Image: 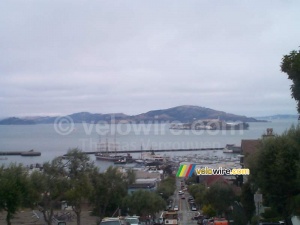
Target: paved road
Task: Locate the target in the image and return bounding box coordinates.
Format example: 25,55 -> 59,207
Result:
175,178 -> 198,225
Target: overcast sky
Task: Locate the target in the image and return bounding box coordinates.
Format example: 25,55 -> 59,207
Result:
1,0 -> 300,118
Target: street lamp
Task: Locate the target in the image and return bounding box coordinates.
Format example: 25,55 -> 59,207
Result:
254,191 -> 262,216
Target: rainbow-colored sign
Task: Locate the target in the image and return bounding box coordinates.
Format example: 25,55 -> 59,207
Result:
176,164 -> 196,177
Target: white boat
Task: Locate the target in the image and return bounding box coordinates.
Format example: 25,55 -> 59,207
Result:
141,152 -> 169,162
223,144 -> 241,153
223,148 -> 233,153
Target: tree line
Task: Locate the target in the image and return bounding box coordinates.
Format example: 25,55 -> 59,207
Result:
247,124 -> 300,225
185,124 -> 300,225
0,149 -> 174,225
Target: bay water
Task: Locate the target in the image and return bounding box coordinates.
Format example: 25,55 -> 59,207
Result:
0,119 -> 298,170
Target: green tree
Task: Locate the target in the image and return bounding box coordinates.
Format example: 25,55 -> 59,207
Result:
123,190 -> 166,219
161,176 -> 176,187
202,204 -> 216,217
185,174 -> 198,184
90,166 -> 127,219
250,125 -> 300,224
291,194 -> 300,216
188,184 -> 206,206
203,183 -> 236,217
261,207 -> 282,222
240,182 -> 256,223
64,148 -> 96,225
162,164 -> 174,176
281,48 -> 300,113
156,177 -> 176,201
126,168 -> 136,186
0,164 -> 29,225
231,202 -> 247,225
30,157 -> 69,225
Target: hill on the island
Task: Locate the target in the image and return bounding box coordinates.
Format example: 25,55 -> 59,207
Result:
132,105 -> 259,122
0,105 -> 263,125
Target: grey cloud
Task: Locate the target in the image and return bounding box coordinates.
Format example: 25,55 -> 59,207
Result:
0,0 -> 299,117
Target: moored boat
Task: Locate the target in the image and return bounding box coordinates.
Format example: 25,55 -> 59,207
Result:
95,153 -> 123,162
223,144 -> 241,153
95,134 -> 122,162
113,154 -> 134,164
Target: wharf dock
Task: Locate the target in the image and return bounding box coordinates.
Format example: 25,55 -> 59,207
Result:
83,147 -> 224,155
0,150 -> 41,156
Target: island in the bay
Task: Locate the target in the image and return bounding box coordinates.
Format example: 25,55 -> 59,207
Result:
0,105 -> 268,125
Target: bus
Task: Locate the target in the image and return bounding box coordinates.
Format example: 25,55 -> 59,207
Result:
160,211 -> 178,225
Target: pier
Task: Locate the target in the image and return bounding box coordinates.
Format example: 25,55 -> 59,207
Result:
84,147 -> 224,154
0,150 -> 41,156
1,147 -> 225,157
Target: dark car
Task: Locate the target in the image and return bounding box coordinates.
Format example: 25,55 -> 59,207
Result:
188,196 -> 194,201
196,216 -> 204,225
193,212 -> 201,218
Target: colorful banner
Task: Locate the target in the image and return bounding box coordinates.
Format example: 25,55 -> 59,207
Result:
176,164 -> 196,177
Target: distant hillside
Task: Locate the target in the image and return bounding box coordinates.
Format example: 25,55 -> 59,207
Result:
133,105 -> 261,122
0,117 -> 36,125
63,112 -> 128,123
0,105 -> 264,125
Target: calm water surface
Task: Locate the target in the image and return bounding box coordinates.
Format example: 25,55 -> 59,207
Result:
0,119 -> 298,169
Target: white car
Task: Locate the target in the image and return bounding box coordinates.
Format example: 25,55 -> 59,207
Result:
100,217 -> 126,225
178,190 -> 184,195
125,216 -> 140,225
173,205 -> 179,211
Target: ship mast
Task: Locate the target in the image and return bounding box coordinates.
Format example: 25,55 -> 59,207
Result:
106,135 -> 108,153
114,131 -> 117,156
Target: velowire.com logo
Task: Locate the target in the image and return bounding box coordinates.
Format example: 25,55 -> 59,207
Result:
176,164 -> 250,177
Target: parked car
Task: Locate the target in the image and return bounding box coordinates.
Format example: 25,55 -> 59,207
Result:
100,217 -> 128,225
125,216 -> 140,225
191,205 -> 197,211
193,212 -> 202,220
178,190 -> 184,195
188,196 -> 194,201
196,216 -> 205,225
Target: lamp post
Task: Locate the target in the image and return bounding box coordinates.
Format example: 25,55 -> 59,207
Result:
254,191 -> 262,216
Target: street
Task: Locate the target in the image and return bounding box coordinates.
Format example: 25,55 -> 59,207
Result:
175,178 -> 198,225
